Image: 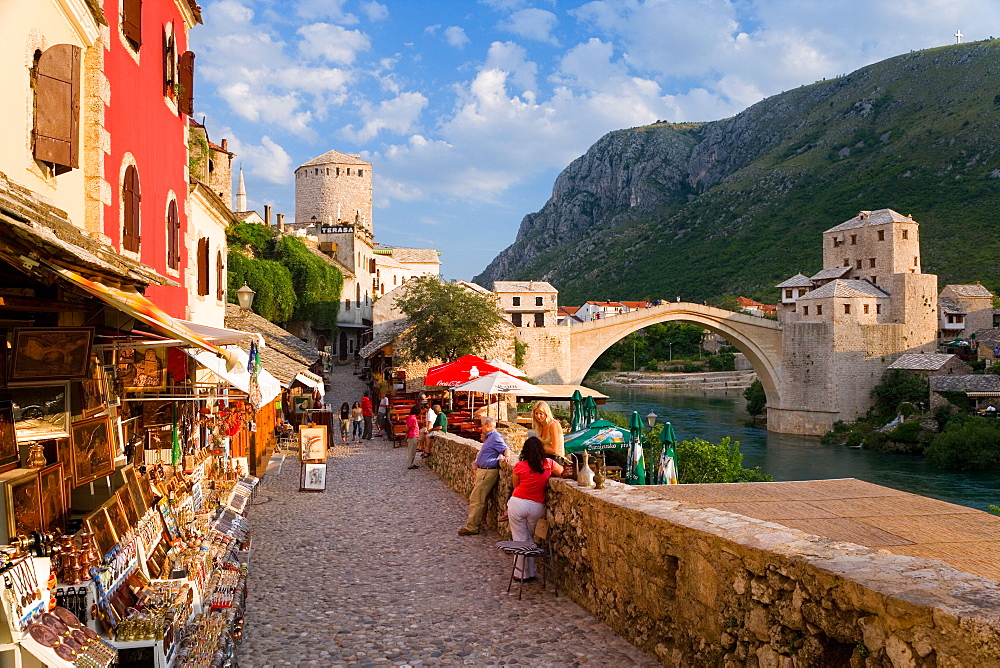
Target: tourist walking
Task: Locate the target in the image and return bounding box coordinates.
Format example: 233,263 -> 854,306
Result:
377,393 -> 389,438
506,436 -> 565,579
361,392 -> 374,440
405,405 -> 421,469
350,401 -> 364,442
339,402 -> 350,444
531,400 -> 565,461
458,417 -> 510,536
421,404 -> 437,458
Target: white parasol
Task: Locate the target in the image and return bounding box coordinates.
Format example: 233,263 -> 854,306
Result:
452,371 -> 548,419
485,358 -> 528,378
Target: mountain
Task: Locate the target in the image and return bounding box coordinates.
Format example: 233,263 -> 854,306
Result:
474,41 -> 1000,306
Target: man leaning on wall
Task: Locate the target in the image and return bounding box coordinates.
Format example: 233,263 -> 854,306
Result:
458,417 -> 510,536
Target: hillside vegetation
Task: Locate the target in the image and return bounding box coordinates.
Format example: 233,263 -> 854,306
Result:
475,41 -> 1000,305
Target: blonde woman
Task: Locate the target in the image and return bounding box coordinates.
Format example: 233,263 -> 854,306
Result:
531,400 -> 565,460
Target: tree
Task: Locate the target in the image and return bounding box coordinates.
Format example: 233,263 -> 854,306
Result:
744,379 -> 767,418
394,276 -> 506,362
674,437 -> 773,483
924,415 -> 1000,471
869,369 -> 928,419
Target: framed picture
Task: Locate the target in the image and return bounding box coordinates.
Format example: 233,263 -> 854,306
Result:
117,487 -> 139,527
38,463 -> 66,533
12,384 -> 70,442
157,498 -> 178,540
79,355 -> 107,419
137,472 -> 156,509
299,426 -> 327,461
70,416 -> 115,485
10,328 -> 93,382
5,470 -> 41,539
116,348 -> 167,392
300,462 -> 327,492
84,508 -> 117,558
102,364 -> 121,407
293,396 -> 312,414
51,437 -> 73,485
103,495 -> 130,541
122,465 -> 146,516
0,396 -> 18,472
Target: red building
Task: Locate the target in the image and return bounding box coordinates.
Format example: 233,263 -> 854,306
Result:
103,0 -> 202,318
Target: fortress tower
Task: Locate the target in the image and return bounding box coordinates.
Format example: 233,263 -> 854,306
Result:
295,150 -> 373,229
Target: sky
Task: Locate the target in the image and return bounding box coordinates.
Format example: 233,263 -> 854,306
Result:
190,0 -> 1000,281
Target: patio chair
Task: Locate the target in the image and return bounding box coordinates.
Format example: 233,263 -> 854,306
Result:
495,519 -> 557,599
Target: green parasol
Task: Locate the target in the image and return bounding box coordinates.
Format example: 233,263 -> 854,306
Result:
564,419 -> 631,454
582,395 -> 598,427
625,411 -> 646,485
657,422 -> 678,484
570,389 -> 584,432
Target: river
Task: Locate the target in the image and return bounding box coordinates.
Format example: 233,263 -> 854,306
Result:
596,385 -> 1000,512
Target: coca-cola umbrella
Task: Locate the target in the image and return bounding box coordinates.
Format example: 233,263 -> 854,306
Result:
424,355 -> 501,387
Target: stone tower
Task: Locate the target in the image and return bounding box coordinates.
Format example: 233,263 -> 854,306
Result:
294,150 -> 373,229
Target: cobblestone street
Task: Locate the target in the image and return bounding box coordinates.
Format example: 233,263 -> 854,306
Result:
239,366 -> 657,666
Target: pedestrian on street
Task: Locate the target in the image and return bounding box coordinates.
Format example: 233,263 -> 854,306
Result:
339,402 -> 350,444
361,392 -> 374,440
458,416 -> 510,536
421,404 -> 437,458
405,405 -> 421,469
377,393 -> 390,438
506,436 -> 566,580
351,401 -> 364,442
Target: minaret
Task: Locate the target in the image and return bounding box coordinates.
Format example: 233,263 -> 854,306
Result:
235,166 -> 247,211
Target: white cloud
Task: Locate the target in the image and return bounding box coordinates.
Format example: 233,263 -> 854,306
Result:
483,41 -> 538,94
297,23 -> 371,64
361,1 -> 389,21
229,135 -> 293,185
444,26 -> 470,48
294,0 -> 358,24
499,8 -> 559,44
342,91 -> 429,142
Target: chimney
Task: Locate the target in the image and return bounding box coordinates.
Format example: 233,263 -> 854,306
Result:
221,139 -> 228,152
264,205 -> 272,226
277,213 -> 285,232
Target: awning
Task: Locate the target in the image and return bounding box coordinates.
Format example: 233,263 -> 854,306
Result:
45,264 -> 225,358
178,319 -> 263,347
294,370 -> 326,397
187,347 -> 281,405
516,385 -> 609,403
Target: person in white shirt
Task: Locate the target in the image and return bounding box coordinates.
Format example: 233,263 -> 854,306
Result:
376,394 -> 390,438
420,404 -> 437,457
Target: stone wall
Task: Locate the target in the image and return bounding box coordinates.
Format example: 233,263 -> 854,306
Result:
427,431 -> 1000,666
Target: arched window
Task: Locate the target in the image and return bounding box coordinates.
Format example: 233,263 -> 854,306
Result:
197,237 -> 209,296
166,199 -> 180,269
216,250 -> 225,300
355,283 -> 361,303
122,165 -> 141,252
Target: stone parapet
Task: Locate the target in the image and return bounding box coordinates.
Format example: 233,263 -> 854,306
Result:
426,432 -> 1000,666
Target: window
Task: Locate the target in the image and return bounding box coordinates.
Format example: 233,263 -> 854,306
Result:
380,283 -> 384,295
856,259 -> 862,269
850,234 -> 857,245
914,256 -> 918,266
803,306 -> 809,315
122,165 -> 141,252
345,299 -> 351,311
535,296 -> 543,306
844,304 -> 851,314
163,25 -> 176,96
178,51 -> 195,115
512,313 -> 522,327
843,258 -> 850,267
876,304 -> 881,315
877,230 -> 884,241
358,169 -> 363,177
122,0 -> 142,49
355,283 -> 360,304
864,304 -> 869,314
32,44 -> 81,174
216,250 -> 225,300
346,168 -> 351,175
336,167 -> 340,176
798,289 -> 807,297
869,258 -> 876,268
534,313 -> 544,327
816,305 -> 822,315
785,289 -> 792,299
512,297 -> 520,306
196,237 -> 209,296
902,229 -> 909,240
326,168 -> 329,175
166,199 -> 180,269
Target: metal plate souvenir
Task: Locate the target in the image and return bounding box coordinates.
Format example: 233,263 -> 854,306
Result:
40,612 -> 69,634
52,606 -> 84,627
28,623 -> 59,647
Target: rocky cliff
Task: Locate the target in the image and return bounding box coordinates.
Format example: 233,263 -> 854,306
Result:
475,41 -> 1000,305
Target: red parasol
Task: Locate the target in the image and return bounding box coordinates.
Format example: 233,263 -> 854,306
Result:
424,355 -> 502,387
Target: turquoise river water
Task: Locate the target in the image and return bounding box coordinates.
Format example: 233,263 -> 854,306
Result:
596,384 -> 1000,512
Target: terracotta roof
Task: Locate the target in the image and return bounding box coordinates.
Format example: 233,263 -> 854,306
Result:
930,375 -> 1000,393
587,301 -> 626,308
888,353 -> 958,371
775,273 -> 813,288
944,284 -> 995,298
224,304 -> 319,366
390,248 -> 441,264
299,150 -> 370,168
798,279 -> 889,300
559,306 -> 580,315
493,281 -> 557,293
810,266 -> 852,281
825,209 -> 914,234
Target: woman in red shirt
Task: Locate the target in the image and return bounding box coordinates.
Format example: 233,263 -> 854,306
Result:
507,436 -> 565,581
405,405 -> 421,470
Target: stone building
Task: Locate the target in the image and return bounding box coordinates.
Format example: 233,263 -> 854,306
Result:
887,353 -> 972,377
493,281 -> 558,327
937,283 -> 997,339
773,209 -> 939,433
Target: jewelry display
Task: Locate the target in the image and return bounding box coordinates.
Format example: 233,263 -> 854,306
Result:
2,556 -> 44,631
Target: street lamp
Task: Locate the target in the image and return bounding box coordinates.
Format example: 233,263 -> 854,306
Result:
645,411 -> 657,429
668,342 -> 674,361
633,340 -> 636,371
236,283 -> 256,312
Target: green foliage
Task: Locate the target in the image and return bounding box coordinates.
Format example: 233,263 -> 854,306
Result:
513,339 -> 528,369
592,322 -> 705,370
707,352 -> 735,372
887,420 -> 923,444
227,252 -> 295,322
989,505 -> 1000,515
273,236 -> 342,328
394,276 -> 506,363
715,295 -> 742,312
869,369 -> 929,419
744,379 -> 767,418
674,437 -> 773,484
227,222 -> 277,256
924,415 -> 1000,470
